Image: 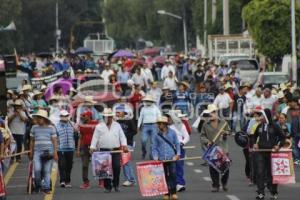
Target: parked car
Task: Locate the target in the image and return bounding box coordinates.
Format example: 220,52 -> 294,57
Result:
257,72 -> 290,87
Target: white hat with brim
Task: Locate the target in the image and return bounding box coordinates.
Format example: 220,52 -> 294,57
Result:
177,113 -> 187,118
49,95 -> 60,101
60,110 -> 70,117
84,96 -> 97,104
41,85 -> 47,90
7,90 -> 14,95
33,90 -> 43,97
277,91 -> 285,99
102,108 -> 115,117
31,110 -> 51,122
157,116 -> 169,124
142,95 -> 156,103
22,84 -> 32,91
206,104 -> 218,113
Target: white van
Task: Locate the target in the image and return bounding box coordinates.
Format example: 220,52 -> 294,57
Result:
227,58 -> 260,84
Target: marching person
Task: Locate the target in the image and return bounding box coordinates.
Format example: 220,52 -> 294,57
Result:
200,104 -> 231,192
115,106 -> 137,187
138,95 -> 161,159
29,110 -> 58,194
90,108 -> 128,193
166,111 -> 190,192
56,110 -> 76,188
77,111 -> 99,189
8,99 -> 28,162
173,82 -> 191,115
152,116 -> 181,200
253,108 -> 286,200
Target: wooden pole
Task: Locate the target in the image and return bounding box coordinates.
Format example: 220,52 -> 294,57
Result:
4,151 -> 31,159
163,156 -> 202,163
250,149 -> 292,153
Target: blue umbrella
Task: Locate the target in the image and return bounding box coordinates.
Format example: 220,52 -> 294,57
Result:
75,47 -> 93,55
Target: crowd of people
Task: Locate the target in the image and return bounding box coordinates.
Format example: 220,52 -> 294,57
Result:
1,50 -> 300,200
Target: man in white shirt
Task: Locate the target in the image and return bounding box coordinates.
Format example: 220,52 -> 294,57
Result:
141,64 -> 154,90
261,88 -> 277,110
166,111 -> 190,192
163,71 -> 178,92
90,108 -> 128,193
148,82 -> 162,105
131,68 -> 147,90
137,95 -> 161,159
161,60 -> 176,80
246,88 -> 263,110
101,63 -> 114,84
213,87 -> 233,119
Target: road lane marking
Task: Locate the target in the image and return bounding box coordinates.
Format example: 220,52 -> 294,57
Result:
203,177 -> 212,182
4,162 -> 19,185
226,195 -> 240,200
44,163 -> 58,200
193,169 -> 203,173
186,162 -> 194,166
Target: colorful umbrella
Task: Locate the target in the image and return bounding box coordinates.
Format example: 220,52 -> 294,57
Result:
44,79 -> 73,101
113,50 -> 134,58
142,48 -> 160,56
154,56 -> 166,65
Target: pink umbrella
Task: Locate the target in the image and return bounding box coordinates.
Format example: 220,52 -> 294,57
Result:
142,48 -> 160,56
154,56 -> 166,65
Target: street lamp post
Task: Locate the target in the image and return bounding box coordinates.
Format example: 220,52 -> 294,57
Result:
291,0 -> 298,84
157,10 -> 188,55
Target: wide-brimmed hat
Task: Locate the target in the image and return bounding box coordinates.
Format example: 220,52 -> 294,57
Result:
205,104 -> 218,113
277,91 -> 285,99
33,90 -> 43,97
280,83 -> 288,91
234,131 -> 249,148
41,85 -> 47,90
60,110 -> 70,117
22,84 -> 32,91
102,108 -> 115,117
84,96 -> 96,104
142,95 -> 156,103
49,95 -> 60,101
13,99 -> 23,107
178,81 -> 190,89
31,110 -> 50,122
7,90 -> 14,95
157,116 -> 169,124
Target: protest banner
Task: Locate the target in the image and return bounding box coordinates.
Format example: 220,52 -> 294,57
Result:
203,144 -> 230,175
136,161 -> 168,197
271,152 -> 296,184
92,152 -> 113,180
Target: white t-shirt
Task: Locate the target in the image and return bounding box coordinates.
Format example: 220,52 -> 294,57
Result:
101,69 -> 114,83
161,65 -> 176,80
163,77 -> 177,91
213,93 -> 232,109
261,96 -> 277,110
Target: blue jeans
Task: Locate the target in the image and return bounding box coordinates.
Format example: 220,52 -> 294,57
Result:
176,147 -> 185,186
141,124 -> 157,159
155,68 -> 162,81
123,145 -> 136,183
232,111 -> 246,132
33,150 -> 53,191
293,136 -> 300,161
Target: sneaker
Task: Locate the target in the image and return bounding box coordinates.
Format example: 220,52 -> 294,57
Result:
65,183 -> 72,188
171,194 -> 178,200
256,194 -> 265,200
80,182 -> 90,189
122,181 -> 134,187
163,194 -> 170,200
60,182 -> 66,188
176,185 -> 186,192
270,194 -> 278,200
211,187 -> 219,193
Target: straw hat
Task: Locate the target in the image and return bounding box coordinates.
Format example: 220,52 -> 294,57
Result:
13,99 -> 23,106
7,90 -> 14,95
157,116 -> 169,124
178,81 -> 190,89
84,96 -> 96,104
280,83 -> 288,91
102,108 -> 115,117
31,110 -> 50,122
60,110 -> 70,116
41,85 -> 47,90
49,95 -> 60,101
22,84 -> 32,91
142,95 -> 156,103
205,104 -> 218,113
33,90 -> 43,97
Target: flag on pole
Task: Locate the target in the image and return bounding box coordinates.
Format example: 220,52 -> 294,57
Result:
92,152 -> 113,180
136,161 -> 168,197
271,152 -> 296,184
203,144 -> 231,174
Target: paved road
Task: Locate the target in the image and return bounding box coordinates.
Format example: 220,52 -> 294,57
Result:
4,129 -> 300,200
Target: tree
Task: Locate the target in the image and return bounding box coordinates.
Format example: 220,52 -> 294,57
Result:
243,0 -> 300,63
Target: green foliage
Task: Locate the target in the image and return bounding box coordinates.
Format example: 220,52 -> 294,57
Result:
243,0 -> 300,61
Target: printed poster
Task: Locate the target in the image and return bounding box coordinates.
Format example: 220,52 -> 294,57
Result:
92,152 -> 113,180
271,152 -> 296,184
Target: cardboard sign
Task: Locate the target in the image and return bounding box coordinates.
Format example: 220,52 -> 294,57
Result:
271,152 -> 296,184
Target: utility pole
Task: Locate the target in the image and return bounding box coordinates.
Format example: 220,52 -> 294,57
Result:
291,0 -> 298,83
212,0 -> 217,24
223,0 -> 230,35
102,0 -> 108,36
55,1 -> 60,54
182,0 -> 188,55
204,0 -> 208,51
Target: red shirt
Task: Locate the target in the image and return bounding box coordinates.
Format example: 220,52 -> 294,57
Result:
79,120 -> 99,146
